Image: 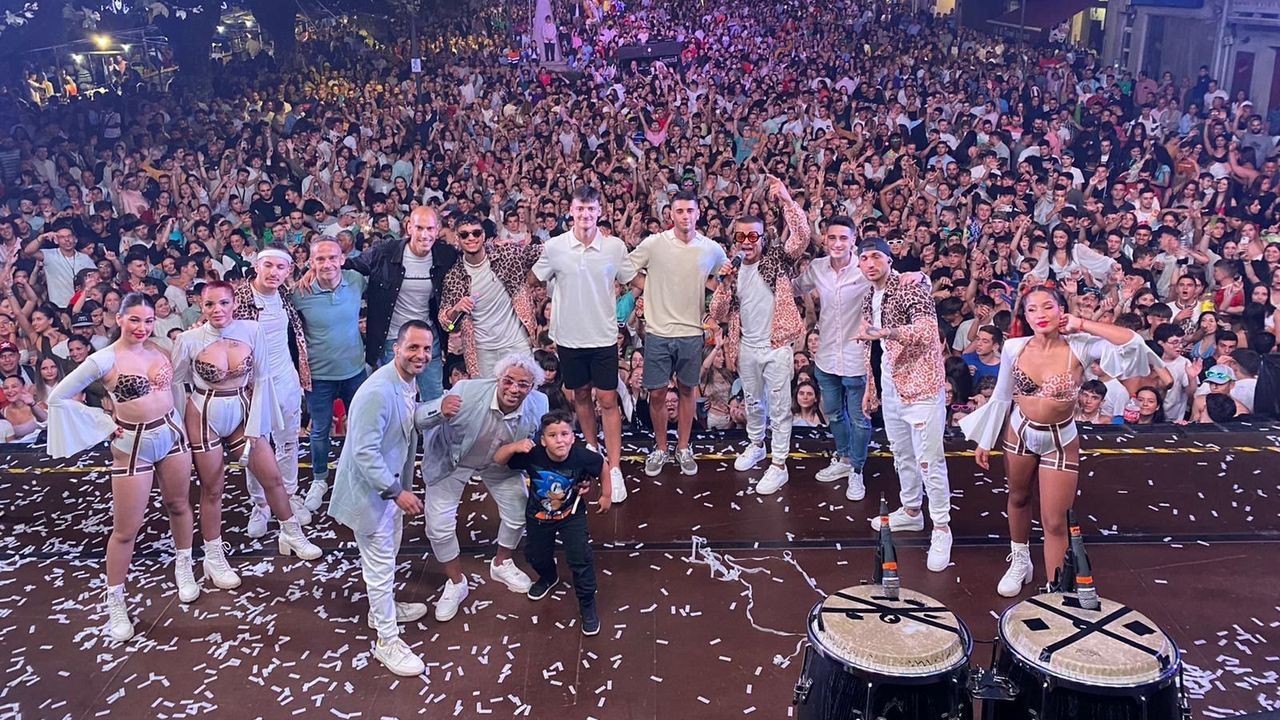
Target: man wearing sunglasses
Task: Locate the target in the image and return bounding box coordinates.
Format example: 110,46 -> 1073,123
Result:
439,215 -> 543,378
709,177 -> 810,494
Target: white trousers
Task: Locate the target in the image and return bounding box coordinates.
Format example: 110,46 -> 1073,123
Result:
881,372 -> 951,527
425,466 -> 528,563
476,339 -> 533,379
739,344 -> 794,466
355,500 -> 405,642
247,377 -> 302,506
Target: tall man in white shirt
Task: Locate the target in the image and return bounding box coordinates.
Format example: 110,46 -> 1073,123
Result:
531,186 -> 636,502
22,224 -> 95,308
628,190 -> 727,477
233,246 -> 314,537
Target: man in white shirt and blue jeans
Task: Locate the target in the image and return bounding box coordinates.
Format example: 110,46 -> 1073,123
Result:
627,190 -> 727,477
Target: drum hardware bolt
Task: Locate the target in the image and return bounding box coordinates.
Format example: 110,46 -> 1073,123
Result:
791,676 -> 812,705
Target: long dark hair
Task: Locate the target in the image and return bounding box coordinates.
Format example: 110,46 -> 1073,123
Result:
111,292 -> 156,342
1011,284 -> 1069,338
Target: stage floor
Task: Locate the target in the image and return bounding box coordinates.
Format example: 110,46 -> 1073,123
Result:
1,428 -> 1278,719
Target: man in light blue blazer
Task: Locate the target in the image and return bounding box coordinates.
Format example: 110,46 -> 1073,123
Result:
421,351 -> 549,623
329,320 -> 458,678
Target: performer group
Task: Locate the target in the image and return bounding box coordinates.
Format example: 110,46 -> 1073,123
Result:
45,182 -> 1151,676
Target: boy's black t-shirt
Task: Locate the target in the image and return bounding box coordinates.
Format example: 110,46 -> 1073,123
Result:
508,444 -> 603,521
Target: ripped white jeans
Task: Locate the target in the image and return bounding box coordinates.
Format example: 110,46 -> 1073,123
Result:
880,371 -> 951,527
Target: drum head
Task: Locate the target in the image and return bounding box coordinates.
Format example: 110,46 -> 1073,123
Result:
1000,592 -> 1178,688
811,585 -> 970,678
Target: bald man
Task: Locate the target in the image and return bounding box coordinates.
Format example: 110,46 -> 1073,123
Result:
347,206 -> 458,400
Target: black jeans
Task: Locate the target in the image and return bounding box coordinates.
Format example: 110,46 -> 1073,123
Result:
524,508 -> 596,606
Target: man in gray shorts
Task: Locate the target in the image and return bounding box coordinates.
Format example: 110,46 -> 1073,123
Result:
628,190 -> 727,476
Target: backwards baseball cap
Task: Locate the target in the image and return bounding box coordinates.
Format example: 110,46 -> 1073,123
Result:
0,342 -> 18,355
1204,364 -> 1237,385
71,312 -> 95,328
856,237 -> 892,258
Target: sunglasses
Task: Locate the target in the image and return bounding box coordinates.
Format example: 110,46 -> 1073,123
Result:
456,229 -> 484,239
734,232 -> 763,243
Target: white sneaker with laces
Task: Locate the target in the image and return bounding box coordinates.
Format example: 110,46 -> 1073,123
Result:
174,552 -> 200,603
755,465 -> 789,495
289,495 -> 312,526
490,559 -> 534,593
104,586 -> 134,642
373,637 -> 425,677
434,578 -> 469,622
304,479 -> 329,512
998,542 -> 1034,597
367,601 -> 429,628
733,443 -> 767,471
927,529 -> 953,572
815,458 -> 852,483
609,467 -> 628,504
867,507 -> 926,532
845,468 -> 866,501
246,504 -> 270,538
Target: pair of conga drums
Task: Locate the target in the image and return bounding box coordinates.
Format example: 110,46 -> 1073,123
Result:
795,585 -> 1188,720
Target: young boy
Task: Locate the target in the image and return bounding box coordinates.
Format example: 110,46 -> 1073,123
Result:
496,410 -> 612,635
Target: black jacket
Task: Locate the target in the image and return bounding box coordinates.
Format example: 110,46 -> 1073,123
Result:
346,237 -> 458,366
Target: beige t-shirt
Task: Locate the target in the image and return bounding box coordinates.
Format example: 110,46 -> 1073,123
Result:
627,230 -> 727,338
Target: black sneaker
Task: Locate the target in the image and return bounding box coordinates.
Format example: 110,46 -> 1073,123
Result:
580,603 -> 600,636
527,577 -> 559,601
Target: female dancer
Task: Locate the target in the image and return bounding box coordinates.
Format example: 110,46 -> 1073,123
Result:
47,293 -> 198,642
960,286 -> 1151,597
171,282 -> 321,592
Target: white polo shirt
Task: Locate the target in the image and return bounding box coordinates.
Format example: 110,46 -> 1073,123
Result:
532,228 -> 636,349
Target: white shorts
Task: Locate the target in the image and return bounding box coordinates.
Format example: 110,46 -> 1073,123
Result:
1003,406 -> 1079,472
111,410 -> 189,477
190,387 -> 250,455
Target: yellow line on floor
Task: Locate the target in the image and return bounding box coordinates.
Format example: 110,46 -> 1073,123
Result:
4,444 -> 1276,475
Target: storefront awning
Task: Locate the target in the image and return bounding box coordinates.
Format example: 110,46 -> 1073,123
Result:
989,0 -> 1098,33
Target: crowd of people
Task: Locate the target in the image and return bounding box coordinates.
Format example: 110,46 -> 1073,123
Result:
2,0 -> 1279,674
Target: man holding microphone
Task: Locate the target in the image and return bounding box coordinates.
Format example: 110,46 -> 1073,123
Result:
328,320 -> 457,677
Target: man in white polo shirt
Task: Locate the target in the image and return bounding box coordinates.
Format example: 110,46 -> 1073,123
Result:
531,185 -> 636,503
628,190 -> 727,477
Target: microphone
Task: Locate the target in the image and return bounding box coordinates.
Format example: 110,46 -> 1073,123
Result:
1067,509 -> 1099,609
445,310 -> 469,332
873,494 -> 900,600
719,252 -> 745,281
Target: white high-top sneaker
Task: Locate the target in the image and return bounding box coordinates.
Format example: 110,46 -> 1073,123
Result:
104,585 -> 134,642
202,539 -> 242,590
998,541 -> 1034,597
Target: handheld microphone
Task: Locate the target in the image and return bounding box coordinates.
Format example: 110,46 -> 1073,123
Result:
719,252 -> 745,281
445,310 -> 469,332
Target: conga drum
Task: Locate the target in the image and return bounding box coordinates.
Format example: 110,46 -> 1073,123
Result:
794,584 -> 973,720
985,592 -> 1188,719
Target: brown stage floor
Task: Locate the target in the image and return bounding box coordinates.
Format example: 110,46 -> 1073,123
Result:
1,428 -> 1278,719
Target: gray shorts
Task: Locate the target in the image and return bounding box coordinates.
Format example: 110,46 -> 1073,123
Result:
643,334 -> 704,390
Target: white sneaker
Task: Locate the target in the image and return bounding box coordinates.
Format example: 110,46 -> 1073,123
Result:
373,637 -> 425,677
104,586 -> 134,642
867,507 -> 926,532
755,465 -> 789,495
367,601 -> 429,628
304,479 -> 329,512
609,467 -> 628,504
733,443 -> 767,471
815,458 -> 852,483
290,496 -> 313,526
246,505 -> 270,538
845,469 -> 866,501
202,540 -> 242,590
490,559 -> 534,593
927,529 -> 953,572
998,542 -> 1034,597
175,552 -> 200,603
434,578 -> 469,622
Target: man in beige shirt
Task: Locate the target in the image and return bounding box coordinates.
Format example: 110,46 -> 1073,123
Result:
627,190 -> 728,477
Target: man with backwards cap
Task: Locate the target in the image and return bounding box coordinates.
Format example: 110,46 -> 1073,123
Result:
852,237 -> 954,573
232,242 -> 316,537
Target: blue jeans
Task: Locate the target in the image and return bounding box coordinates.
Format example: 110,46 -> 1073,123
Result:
814,366 -> 872,471
304,369 -> 367,481
380,335 -> 443,402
